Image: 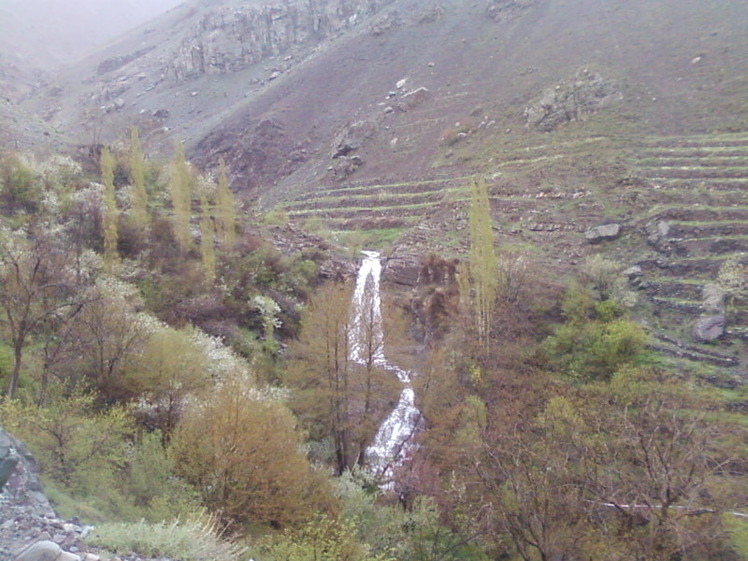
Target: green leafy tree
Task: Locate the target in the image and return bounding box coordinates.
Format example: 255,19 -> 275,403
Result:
55,278 -> 154,403
0,392 -> 133,494
0,153 -> 41,215
462,177 -> 497,357
124,326 -> 210,438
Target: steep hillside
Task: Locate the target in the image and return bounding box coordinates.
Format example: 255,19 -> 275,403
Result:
22,0 -> 748,196
14,0 -> 748,376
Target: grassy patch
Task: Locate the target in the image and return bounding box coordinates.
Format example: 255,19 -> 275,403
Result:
86,515 -> 247,561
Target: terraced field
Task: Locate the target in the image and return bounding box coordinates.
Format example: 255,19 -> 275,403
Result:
279,136 -> 613,241
630,133 -> 748,370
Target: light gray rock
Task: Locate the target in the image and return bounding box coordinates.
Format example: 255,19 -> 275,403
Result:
585,223 -> 621,243
702,284 -> 726,314
14,540 -> 62,561
692,315 -> 725,342
398,87 -> 429,111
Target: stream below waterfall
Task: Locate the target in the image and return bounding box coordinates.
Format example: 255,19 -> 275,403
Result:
349,251 -> 422,480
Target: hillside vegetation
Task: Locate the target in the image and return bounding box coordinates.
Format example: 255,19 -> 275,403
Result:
1,0 -> 747,560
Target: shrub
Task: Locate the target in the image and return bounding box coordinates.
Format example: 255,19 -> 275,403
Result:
87,513 -> 247,561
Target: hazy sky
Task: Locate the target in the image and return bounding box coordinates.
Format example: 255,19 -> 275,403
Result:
0,0 -> 184,69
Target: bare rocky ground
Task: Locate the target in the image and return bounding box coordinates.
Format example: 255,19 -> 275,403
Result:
1,430 -> 96,561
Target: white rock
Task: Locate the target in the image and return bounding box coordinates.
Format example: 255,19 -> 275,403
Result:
14,540 -> 60,561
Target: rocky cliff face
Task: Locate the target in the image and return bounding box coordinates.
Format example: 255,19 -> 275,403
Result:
168,0 -> 395,83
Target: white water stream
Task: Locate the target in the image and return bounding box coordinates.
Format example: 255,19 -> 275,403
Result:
350,251 -> 422,480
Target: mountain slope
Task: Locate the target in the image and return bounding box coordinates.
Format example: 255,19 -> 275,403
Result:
14,0 -> 748,375
19,0 -> 748,210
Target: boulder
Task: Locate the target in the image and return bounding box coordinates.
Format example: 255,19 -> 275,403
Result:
692,315 -> 725,343
585,223 -> 621,243
14,541 -> 63,561
398,87 -> 430,112
13,540 -> 82,561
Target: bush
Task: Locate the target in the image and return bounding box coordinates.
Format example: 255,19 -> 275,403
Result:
0,395 -> 200,523
169,376 -> 337,528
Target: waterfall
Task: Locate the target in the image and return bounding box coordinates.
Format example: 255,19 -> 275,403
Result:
349,251 -> 422,481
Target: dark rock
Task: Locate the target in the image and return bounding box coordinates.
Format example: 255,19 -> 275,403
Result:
525,68 -> 622,131
330,155 -> 364,179
331,120 -> 376,158
0,433 -> 20,490
585,223 -> 621,243
692,315 -> 726,342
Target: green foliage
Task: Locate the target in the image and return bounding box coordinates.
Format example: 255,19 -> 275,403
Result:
170,375 -> 336,528
87,513 -> 247,561
124,326 -> 210,437
124,431 -> 201,521
0,391 -> 199,522
334,470 -> 488,561
0,392 -> 133,495
545,316 -> 648,381
546,273 -> 648,381
215,158 -> 236,248
0,153 -> 42,215
263,208 -> 290,225
129,126 -> 149,229
725,516 -> 748,560
253,515 -> 389,561
198,188 -> 216,283
101,147 -> 119,269
169,142 -> 194,251
463,177 -> 498,356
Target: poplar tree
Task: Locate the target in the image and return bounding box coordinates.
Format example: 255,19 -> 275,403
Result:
100,147 -> 119,269
128,126 -> 148,228
215,158 -> 236,248
169,142 -> 193,251
199,188 -> 216,283
464,177 -> 498,356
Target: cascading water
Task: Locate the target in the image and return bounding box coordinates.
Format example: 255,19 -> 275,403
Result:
349,251 -> 422,481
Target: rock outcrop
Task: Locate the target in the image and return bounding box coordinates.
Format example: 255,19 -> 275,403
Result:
168,1 -> 395,83
525,68 -> 622,131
